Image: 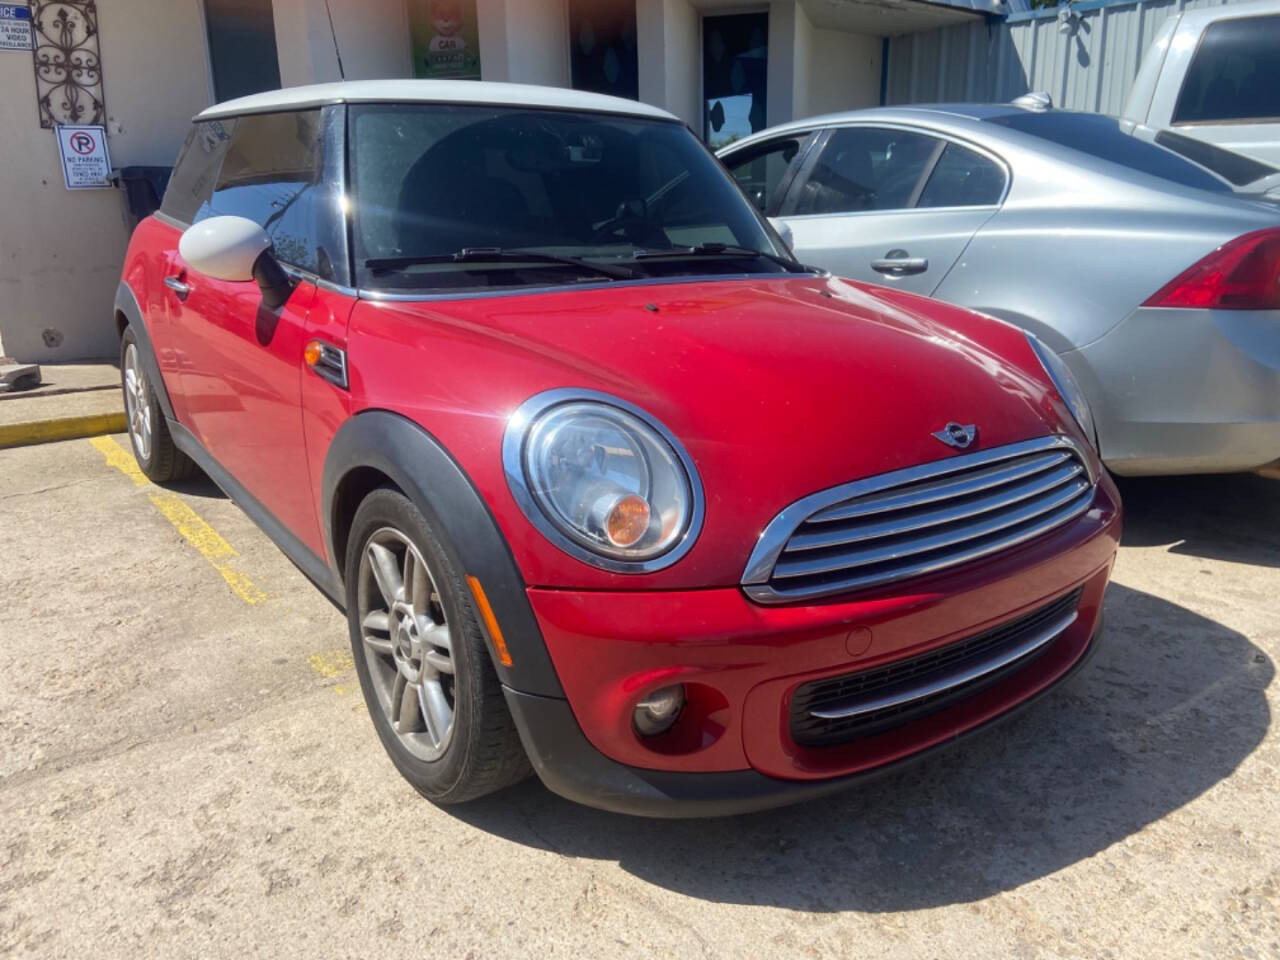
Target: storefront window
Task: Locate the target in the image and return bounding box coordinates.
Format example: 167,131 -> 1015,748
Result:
568,0 -> 639,100
204,0 -> 281,103
702,12 -> 768,150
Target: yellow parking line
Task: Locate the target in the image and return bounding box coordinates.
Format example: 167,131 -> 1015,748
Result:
89,436 -> 268,605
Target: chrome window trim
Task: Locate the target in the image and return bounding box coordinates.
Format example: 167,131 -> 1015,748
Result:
501,388 -> 706,574
741,435 -> 1096,602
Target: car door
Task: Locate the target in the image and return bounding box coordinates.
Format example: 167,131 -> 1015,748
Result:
775,125 -> 1007,295
165,107 -> 345,552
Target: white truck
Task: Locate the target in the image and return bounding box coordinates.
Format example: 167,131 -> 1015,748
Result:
1122,0 -> 1280,168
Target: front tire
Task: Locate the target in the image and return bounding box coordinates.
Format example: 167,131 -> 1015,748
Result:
119,326 -> 194,482
345,487 -> 530,803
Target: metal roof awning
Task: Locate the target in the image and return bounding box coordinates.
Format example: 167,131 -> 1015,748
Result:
798,0 -> 1005,36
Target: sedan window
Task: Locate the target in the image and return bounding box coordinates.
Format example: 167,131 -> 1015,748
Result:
722,135 -> 809,213
987,112 -> 1230,193
916,143 -> 1006,208
790,127 -> 940,216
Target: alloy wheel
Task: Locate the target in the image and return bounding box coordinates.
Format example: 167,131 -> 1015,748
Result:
357,527 -> 456,761
123,342 -> 152,462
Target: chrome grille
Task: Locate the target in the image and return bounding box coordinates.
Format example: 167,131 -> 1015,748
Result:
742,437 -> 1096,603
789,587 -> 1083,747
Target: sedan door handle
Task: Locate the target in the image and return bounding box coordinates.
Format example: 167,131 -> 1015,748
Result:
163,275 -> 191,300
870,254 -> 929,277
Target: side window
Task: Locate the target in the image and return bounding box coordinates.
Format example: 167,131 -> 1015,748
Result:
160,120 -> 235,224
916,143 -> 1006,208
203,110 -> 329,276
722,136 -> 809,214
1173,15 -> 1280,124
792,127 -> 939,216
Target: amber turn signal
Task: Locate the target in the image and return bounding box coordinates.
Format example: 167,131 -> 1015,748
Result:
303,340 -> 323,367
466,575 -> 513,667
605,495 -> 651,548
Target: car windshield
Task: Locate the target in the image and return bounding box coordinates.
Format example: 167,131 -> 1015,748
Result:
350,103 -> 798,291
986,111 -> 1231,194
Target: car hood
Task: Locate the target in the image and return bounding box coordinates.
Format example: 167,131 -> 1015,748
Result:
350,274 -> 1077,588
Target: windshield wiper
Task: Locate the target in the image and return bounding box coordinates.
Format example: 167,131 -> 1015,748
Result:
633,242 -> 806,272
365,247 -> 636,280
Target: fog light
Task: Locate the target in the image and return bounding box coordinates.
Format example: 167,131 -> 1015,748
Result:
633,684 -> 685,737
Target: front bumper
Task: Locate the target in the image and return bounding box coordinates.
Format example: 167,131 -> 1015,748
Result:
504,478 -> 1120,815
503,614 -> 1106,818
1068,306 -> 1280,475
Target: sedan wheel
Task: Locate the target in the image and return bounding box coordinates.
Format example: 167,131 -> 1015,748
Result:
357,527 -> 456,761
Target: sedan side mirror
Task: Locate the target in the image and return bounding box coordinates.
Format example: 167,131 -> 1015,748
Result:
768,216 -> 795,254
179,215 -> 295,309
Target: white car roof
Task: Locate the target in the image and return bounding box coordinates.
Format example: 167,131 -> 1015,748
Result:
197,79 -> 679,123
1173,0 -> 1279,31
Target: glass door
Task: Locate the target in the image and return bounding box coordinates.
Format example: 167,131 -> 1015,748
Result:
702,12 -> 768,150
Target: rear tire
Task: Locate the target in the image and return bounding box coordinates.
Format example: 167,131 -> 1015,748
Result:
345,487 -> 531,803
119,326 -> 194,483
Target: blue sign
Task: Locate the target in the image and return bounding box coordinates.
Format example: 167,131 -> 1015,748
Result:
0,4 -> 32,51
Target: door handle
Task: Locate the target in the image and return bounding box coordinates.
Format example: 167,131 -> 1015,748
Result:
870,252 -> 929,277
163,275 -> 191,300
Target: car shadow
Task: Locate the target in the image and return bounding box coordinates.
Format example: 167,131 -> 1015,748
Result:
451,582 -> 1271,911
165,472 -> 227,501
1116,473 -> 1280,568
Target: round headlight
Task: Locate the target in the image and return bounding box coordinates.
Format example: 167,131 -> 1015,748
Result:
504,390 -> 704,571
1027,334 -> 1098,449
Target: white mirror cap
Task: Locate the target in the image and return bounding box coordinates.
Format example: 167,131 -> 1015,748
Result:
768,216 -> 794,253
178,215 -> 272,282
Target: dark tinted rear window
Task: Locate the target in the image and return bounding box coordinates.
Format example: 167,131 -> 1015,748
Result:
1173,15 -> 1280,124
986,112 -> 1229,193
1155,129 -> 1277,186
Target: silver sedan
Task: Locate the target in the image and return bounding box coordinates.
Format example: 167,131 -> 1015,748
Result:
718,104 -> 1280,476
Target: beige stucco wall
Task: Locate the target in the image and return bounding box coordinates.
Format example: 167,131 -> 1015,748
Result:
0,0 -> 211,363
273,0 -> 411,86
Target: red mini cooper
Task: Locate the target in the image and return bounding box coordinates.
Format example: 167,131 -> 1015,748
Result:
115,80 -> 1120,816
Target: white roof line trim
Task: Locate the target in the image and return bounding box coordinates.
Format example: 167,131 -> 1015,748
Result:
196,80 -> 679,123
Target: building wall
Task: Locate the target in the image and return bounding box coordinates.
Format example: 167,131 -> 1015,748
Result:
0,0 -> 212,362
274,0 -> 412,86
885,0 -> 1236,114
477,0 -> 570,87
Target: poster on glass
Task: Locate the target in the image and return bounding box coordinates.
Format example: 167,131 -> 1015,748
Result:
410,0 -> 481,80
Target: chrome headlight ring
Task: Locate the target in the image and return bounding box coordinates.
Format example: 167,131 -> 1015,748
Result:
502,388 -> 706,573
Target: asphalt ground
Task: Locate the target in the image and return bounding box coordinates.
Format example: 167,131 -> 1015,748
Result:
1,434 -> 1277,958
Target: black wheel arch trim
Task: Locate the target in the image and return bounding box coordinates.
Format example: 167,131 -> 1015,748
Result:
115,281 -> 176,422
322,409 -> 563,699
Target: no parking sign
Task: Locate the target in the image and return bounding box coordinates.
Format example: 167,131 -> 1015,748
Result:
55,124 -> 112,189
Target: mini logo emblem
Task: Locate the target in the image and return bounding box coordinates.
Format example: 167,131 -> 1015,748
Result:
933,422 -> 977,449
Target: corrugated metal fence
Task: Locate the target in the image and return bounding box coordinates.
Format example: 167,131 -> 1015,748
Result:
885,0 -> 1239,115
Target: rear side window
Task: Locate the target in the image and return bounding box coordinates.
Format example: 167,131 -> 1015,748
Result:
723,135 -> 809,213
1173,15 -> 1280,124
987,112 -> 1230,193
916,143 -> 1006,207
160,120 -> 235,224
204,109 -> 333,277
791,127 -> 939,215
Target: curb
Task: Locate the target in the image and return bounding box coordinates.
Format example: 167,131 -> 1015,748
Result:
0,412 -> 128,450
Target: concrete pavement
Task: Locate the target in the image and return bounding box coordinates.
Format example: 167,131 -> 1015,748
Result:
1,436 -> 1277,958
